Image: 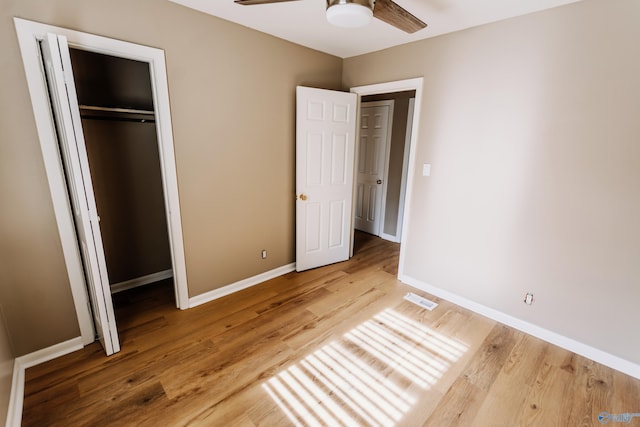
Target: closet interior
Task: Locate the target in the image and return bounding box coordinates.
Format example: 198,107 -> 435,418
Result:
68,48 -> 174,299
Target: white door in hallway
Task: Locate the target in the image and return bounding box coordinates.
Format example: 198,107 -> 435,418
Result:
354,101 -> 393,236
296,86 -> 357,272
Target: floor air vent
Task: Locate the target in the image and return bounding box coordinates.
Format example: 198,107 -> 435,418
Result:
403,292 -> 438,311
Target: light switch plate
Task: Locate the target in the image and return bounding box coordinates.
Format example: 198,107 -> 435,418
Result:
422,163 -> 431,176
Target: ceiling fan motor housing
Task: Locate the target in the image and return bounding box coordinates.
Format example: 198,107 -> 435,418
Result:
326,0 -> 374,28
326,0 -> 373,7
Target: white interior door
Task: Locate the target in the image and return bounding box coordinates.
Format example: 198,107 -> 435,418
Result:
296,86 -> 357,272
40,33 -> 120,355
354,101 -> 393,236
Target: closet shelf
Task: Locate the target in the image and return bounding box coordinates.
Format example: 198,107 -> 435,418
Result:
79,105 -> 155,123
79,105 -> 155,116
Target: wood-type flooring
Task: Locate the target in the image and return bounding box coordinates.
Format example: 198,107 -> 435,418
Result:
22,232 -> 640,426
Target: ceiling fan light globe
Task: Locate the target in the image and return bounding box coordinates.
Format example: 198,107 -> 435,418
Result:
326,3 -> 373,28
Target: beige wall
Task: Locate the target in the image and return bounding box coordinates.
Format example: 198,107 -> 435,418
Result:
344,0 -> 640,364
1,0 -> 342,355
382,95 -> 410,238
0,303 -> 14,426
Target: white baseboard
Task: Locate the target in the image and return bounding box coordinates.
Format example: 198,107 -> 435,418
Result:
6,363 -> 21,427
398,274 -> 640,380
379,232 -> 400,243
110,269 -> 173,294
6,337 -> 83,427
189,263 -> 296,308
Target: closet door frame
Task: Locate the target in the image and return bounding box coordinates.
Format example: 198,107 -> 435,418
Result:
14,18 -> 190,346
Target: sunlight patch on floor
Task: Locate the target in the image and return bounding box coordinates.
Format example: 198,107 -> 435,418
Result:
263,308 -> 469,426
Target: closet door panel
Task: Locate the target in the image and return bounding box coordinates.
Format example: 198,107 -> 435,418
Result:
40,33 -> 120,355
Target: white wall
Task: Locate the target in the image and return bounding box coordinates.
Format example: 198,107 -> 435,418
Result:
344,0 -> 640,365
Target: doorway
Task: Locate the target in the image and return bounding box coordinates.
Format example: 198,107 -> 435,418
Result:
66,47 -> 175,352
355,91 -> 415,244
14,18 -> 189,354
351,78 -> 424,279
69,48 -> 174,295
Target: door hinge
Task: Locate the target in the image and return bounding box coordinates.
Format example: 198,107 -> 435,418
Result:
88,210 -> 101,224
62,69 -> 73,86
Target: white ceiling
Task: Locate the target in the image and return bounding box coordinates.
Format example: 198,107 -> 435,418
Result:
169,0 -> 582,58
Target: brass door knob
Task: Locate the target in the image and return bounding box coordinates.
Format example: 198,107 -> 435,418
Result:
376,179 -> 382,184
297,194 -> 308,201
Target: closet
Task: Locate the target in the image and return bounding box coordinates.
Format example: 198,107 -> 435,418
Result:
14,21 -> 188,357
68,49 -> 173,300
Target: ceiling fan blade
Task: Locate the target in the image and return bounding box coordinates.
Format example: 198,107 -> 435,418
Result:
373,0 -> 427,34
234,0 -> 301,5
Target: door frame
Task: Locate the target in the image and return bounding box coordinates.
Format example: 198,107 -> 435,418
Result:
14,18 -> 190,346
350,78 -> 424,278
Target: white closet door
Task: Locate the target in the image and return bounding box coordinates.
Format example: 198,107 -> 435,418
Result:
40,33 -> 120,355
296,86 -> 357,272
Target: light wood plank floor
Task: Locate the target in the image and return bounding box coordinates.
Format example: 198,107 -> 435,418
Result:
23,232 -> 640,426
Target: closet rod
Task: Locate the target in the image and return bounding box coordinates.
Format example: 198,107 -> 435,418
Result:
80,115 -> 155,123
79,105 -> 155,116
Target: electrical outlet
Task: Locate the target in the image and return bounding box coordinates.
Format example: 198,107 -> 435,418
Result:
261,250 -> 267,259
524,292 -> 534,305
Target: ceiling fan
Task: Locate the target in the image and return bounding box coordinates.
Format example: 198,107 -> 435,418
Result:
234,0 -> 427,34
